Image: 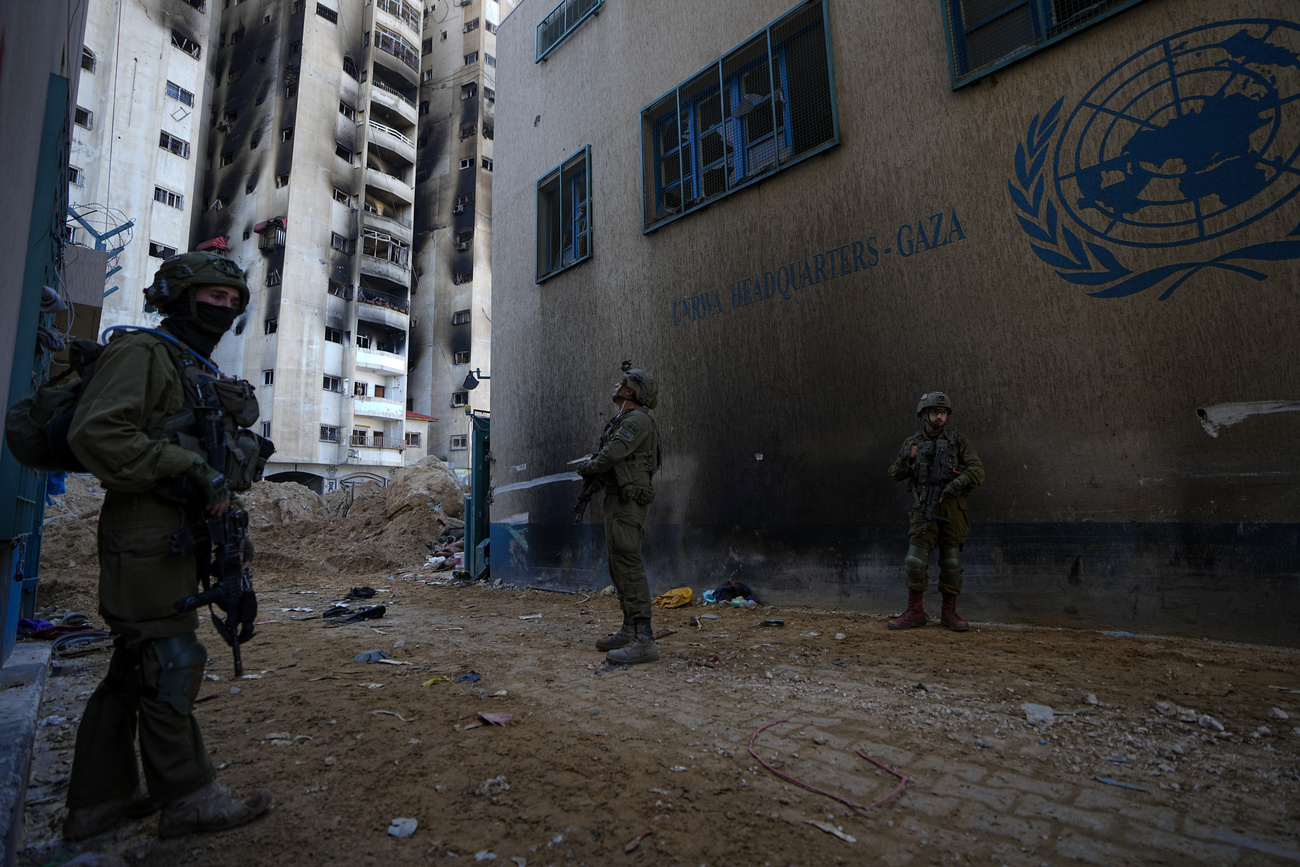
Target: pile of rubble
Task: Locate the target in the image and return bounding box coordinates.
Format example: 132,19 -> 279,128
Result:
37,456 -> 469,611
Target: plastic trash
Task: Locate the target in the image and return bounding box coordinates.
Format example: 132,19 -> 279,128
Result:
353,649 -> 392,663
387,817 -> 418,838
1022,703 -> 1055,725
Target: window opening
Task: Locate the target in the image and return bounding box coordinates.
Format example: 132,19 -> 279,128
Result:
640,0 -> 837,232
537,146 -> 591,281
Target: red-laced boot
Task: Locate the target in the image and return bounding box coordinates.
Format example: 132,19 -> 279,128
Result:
887,590 -> 927,630
940,593 -> 969,632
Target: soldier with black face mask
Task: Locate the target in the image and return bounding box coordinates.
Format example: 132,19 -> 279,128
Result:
886,392 -> 985,632
62,252 -> 273,841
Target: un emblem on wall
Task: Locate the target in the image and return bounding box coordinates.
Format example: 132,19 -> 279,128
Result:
1011,20 -> 1300,299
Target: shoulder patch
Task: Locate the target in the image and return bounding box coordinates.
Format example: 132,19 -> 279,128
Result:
615,420 -> 641,440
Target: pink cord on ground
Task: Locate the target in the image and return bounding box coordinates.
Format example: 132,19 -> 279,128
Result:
747,718 -> 909,811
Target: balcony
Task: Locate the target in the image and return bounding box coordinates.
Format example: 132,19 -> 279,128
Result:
353,396 -> 406,422
370,80 -> 417,125
374,25 -> 420,83
357,284 -> 410,329
365,168 -> 413,205
362,208 -> 412,241
374,0 -> 420,39
367,119 -> 416,164
355,345 -> 406,375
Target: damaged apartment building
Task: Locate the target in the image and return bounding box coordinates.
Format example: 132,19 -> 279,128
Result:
69,0 -> 509,491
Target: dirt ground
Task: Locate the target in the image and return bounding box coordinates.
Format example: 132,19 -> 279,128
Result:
17,477 -> 1300,866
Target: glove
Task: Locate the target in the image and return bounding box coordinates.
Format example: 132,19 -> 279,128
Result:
577,459 -> 599,478
185,456 -> 232,505
941,478 -> 965,499
213,578 -> 258,645
233,583 -> 258,644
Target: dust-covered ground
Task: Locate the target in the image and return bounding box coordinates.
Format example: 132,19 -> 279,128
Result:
17,477 -> 1300,866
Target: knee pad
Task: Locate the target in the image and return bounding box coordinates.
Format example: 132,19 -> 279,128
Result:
904,545 -> 930,581
939,546 -> 962,577
152,633 -> 208,716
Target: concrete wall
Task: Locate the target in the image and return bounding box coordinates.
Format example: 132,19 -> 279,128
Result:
491,0 -> 1300,644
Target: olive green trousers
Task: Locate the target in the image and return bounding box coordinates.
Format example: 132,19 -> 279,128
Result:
66,639 -> 215,809
603,493 -> 652,620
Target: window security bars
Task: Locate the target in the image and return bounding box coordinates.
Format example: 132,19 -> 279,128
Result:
376,0 -> 420,31
166,81 -> 195,106
159,131 -> 191,158
376,24 -> 419,71
943,0 -> 1145,87
536,0 -> 602,62
640,0 -> 837,233
536,146 -> 591,282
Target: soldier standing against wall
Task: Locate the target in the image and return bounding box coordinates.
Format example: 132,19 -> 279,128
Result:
62,253 -> 272,840
579,364 -> 662,665
886,392 -> 985,631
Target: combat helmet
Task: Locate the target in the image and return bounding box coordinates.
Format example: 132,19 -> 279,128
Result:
915,391 -> 953,417
620,361 -> 658,409
144,251 -> 250,316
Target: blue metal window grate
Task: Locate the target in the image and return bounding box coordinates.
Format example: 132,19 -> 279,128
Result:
639,0 -> 838,233
536,0 -> 603,63
944,0 -> 1147,88
536,146 -> 592,282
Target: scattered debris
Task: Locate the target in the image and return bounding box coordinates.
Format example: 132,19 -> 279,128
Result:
373,710 -> 414,722
353,649 -> 392,663
805,820 -> 856,843
1095,777 -> 1148,793
1022,703 -> 1055,726
475,776 -> 510,798
477,712 -> 516,726
388,817 -> 418,838
624,829 -> 653,852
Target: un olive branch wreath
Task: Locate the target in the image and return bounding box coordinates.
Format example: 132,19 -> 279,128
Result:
1010,97 -> 1300,299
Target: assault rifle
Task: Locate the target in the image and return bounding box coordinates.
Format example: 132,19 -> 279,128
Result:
573,474 -> 602,524
913,437 -> 961,524
170,375 -> 256,676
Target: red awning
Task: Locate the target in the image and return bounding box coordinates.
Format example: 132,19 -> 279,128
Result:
253,217 -> 286,235
195,236 -> 229,251
406,411 -> 438,421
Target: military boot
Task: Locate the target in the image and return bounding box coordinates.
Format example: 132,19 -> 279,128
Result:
604,618 -> 659,665
158,781 -> 272,839
940,593 -> 969,632
595,613 -> 634,651
887,590 -> 927,630
63,788 -> 157,841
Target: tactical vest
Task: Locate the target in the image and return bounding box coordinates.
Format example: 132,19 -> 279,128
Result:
124,329 -> 272,493
597,408 -> 660,501
908,428 -> 960,502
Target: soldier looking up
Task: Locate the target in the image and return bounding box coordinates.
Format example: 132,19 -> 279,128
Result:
886,392 -> 985,631
62,252 -> 273,841
579,364 -> 662,665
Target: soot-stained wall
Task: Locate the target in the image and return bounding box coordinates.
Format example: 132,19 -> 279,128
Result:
492,0 -> 1300,645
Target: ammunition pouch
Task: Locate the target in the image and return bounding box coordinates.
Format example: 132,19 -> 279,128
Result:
151,632 -> 208,716
619,484 -> 655,506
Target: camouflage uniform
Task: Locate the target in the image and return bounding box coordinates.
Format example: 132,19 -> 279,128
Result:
61,253 -> 271,840
585,406 -> 659,620
886,392 -> 985,632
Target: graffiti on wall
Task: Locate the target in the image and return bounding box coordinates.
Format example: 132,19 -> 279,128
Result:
1011,20 -> 1300,300
671,209 -> 966,325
